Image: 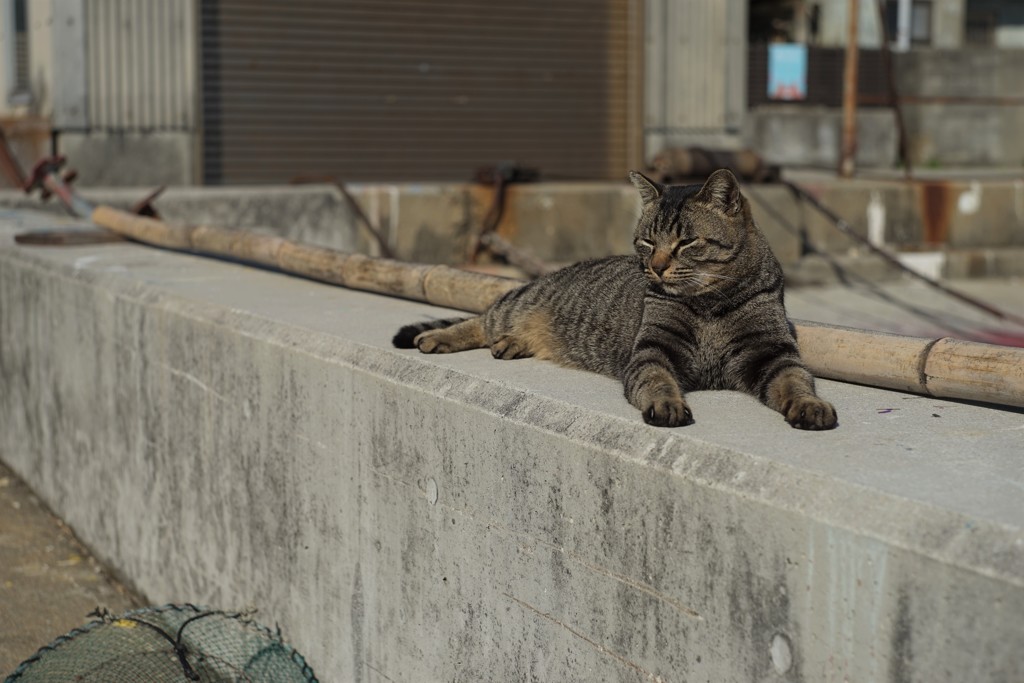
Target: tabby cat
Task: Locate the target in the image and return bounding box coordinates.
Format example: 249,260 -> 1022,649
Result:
393,169 -> 837,430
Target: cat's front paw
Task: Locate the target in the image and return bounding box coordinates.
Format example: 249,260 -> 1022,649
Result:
642,397 -> 694,428
784,396 -> 838,430
414,330 -> 451,353
490,335 -> 532,360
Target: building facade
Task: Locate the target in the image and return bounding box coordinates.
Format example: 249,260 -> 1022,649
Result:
1,0 -> 1020,186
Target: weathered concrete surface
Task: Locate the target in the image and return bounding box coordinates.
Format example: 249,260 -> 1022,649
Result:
787,276 -> 1024,341
745,106 -> 899,169
895,49 -> 1024,167
0,460 -> 143,674
57,131 -> 197,187
2,209 -> 1024,682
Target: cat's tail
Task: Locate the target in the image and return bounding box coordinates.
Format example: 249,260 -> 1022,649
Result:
392,317 -> 474,348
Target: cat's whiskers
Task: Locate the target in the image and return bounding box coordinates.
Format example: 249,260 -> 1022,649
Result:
672,271 -> 738,305
701,280 -> 738,305
700,272 -> 739,282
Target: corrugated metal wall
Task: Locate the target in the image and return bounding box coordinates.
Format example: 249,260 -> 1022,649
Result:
85,0 -> 197,130
200,0 -> 640,184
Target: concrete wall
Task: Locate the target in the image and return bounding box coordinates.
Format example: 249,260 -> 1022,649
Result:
57,131 -> 196,188
896,48 -> 1024,166
931,0 -> 968,47
745,106 -> 899,169
2,210 -> 1023,681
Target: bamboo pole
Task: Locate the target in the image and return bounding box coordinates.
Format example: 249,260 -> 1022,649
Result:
86,204 -> 1024,409
89,205 -> 521,313
795,322 -> 1024,407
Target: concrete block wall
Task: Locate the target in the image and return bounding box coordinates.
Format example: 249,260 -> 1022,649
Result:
56,132 -> 197,188
744,107 -> 899,169
895,50 -> 1024,167
1,209 -> 1023,681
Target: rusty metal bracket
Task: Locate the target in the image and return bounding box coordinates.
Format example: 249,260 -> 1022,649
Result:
14,155 -> 111,246
469,162 -> 548,276
23,155 -> 92,217
132,186 -> 166,218
11,155 -> 128,246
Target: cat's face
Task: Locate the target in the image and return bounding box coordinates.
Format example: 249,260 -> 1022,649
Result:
629,169 -> 747,297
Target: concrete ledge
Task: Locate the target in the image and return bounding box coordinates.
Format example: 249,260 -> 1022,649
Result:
3,175 -> 1023,280
2,210 -> 1023,681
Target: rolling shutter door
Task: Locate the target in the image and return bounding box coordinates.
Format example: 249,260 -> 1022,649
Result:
200,0 -> 640,184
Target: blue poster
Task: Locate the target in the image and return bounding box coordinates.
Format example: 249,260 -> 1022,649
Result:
768,43 -> 807,101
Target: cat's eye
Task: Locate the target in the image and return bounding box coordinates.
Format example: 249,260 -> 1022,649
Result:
635,239 -> 654,252
673,237 -> 697,254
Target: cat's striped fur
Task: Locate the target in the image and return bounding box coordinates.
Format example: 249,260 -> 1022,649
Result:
393,169 -> 837,430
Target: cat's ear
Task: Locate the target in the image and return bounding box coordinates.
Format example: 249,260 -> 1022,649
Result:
628,170 -> 664,205
696,169 -> 742,215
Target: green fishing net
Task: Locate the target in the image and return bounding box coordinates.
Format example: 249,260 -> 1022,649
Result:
5,604 -> 318,683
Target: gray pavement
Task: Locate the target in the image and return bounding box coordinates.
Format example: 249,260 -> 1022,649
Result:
787,276 -> 1024,343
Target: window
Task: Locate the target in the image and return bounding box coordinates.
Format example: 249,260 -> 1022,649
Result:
883,0 -> 932,48
965,9 -> 996,46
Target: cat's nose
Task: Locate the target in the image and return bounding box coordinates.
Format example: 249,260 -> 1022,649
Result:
650,253 -> 670,276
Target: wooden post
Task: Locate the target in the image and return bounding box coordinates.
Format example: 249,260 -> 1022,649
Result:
839,0 -> 860,178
